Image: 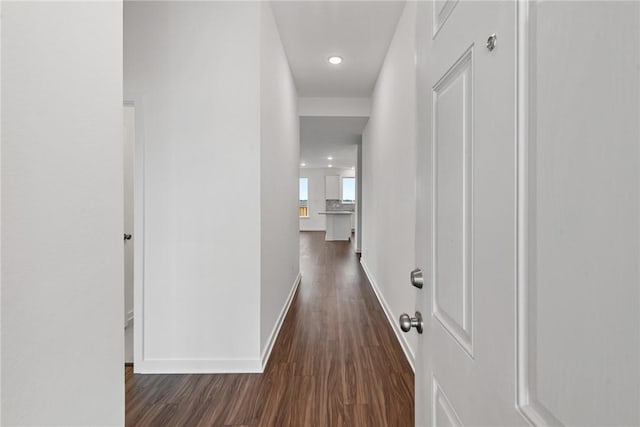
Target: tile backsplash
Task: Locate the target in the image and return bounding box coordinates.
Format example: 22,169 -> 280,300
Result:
326,200 -> 355,211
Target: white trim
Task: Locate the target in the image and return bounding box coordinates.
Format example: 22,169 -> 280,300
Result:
432,0 -> 459,39
432,376 -> 464,427
124,310 -> 134,329
515,0 -> 532,421
135,358 -> 262,374
125,95 -> 147,372
515,3 -> 560,425
431,45 -> 475,359
360,259 -> 415,372
261,272 -> 302,370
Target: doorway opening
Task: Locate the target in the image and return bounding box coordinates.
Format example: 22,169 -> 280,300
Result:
123,102 -> 135,366
298,116 -> 364,249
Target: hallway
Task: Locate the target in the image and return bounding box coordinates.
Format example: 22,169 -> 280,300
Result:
125,232 -> 414,426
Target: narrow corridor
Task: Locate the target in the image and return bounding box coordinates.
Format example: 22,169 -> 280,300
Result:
125,232 -> 414,426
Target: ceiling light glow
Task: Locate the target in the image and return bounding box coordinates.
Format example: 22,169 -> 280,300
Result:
327,156 -> 333,160
328,164 -> 333,168
328,56 -> 343,65
300,163 -> 306,167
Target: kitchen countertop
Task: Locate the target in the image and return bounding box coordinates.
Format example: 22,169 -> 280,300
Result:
318,211 -> 353,215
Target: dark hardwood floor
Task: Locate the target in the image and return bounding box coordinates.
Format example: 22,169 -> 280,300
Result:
125,231 -> 414,426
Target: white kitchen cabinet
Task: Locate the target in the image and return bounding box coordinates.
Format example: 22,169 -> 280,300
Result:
320,212 -> 352,241
324,175 -> 341,200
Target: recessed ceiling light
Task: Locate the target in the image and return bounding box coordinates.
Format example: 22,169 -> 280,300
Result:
300,163 -> 306,167
327,156 -> 333,160
328,56 -> 342,65
328,164 -> 333,168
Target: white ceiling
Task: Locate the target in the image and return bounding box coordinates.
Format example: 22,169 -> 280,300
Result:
271,1 -> 406,97
299,117 -> 369,169
272,1 -> 404,169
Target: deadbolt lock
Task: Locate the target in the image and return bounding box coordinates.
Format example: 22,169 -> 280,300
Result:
410,268 -> 424,289
486,33 -> 497,51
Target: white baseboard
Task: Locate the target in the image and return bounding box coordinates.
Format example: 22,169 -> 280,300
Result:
134,273 -> 302,375
135,358 -> 262,374
261,272 -> 302,370
360,258 -> 415,371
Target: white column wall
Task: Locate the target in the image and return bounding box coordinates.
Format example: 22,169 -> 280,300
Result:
2,2 -> 125,424
125,1 -> 300,373
259,3 -> 301,364
124,1 -> 262,372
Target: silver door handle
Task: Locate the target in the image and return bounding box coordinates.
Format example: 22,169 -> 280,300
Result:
410,268 -> 424,289
399,311 -> 423,334
124,234 -> 132,241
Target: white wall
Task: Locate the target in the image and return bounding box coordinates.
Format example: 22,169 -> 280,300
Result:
125,1 -> 262,372
360,1 -> 418,366
125,1 -> 299,373
260,4 -> 301,362
300,167 -> 355,231
2,2 -> 124,424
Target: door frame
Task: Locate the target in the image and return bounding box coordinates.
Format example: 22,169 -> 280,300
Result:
124,96 -> 147,372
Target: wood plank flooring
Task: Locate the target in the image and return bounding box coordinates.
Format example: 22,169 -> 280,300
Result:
125,231 -> 414,426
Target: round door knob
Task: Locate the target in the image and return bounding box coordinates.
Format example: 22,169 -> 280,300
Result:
399,311 -> 423,334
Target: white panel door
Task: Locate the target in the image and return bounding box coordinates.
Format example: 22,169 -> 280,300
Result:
516,2 -> 640,425
413,1 -> 640,426
414,1 -> 522,424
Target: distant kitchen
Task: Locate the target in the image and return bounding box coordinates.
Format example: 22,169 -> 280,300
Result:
299,167 -> 357,242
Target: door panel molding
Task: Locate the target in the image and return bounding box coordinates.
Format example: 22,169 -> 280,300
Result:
513,2 -> 635,424
515,2 -> 558,424
432,45 -> 474,358
433,377 -> 464,427
433,0 -> 459,39
516,1 -> 534,422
